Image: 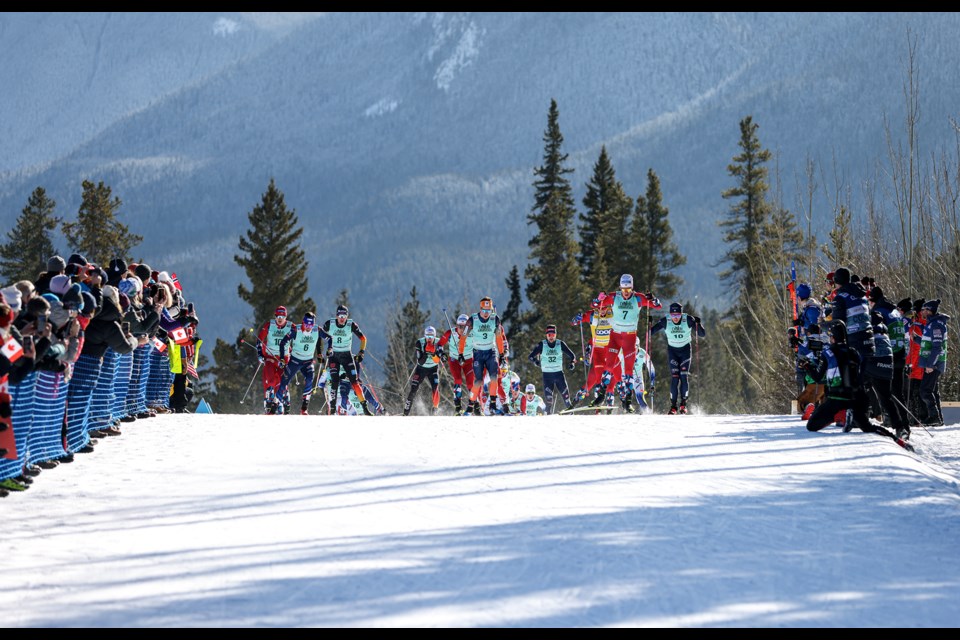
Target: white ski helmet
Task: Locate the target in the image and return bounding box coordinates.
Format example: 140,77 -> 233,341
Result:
619,274 -> 634,289
525,383 -> 536,394
424,326 -> 437,339
456,313 -> 469,325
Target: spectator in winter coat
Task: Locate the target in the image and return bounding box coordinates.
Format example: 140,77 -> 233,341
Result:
918,299 -> 949,426
905,298 -> 927,424
828,267 -> 874,362
805,321 -> 909,449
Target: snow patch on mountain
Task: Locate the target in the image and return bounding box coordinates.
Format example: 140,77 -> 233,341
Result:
212,17 -> 241,37
364,98 -> 400,118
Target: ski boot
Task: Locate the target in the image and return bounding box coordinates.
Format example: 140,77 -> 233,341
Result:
801,403 -> 815,421
403,399 -> 412,416
327,400 -> 338,415
679,404 -> 687,415
668,404 -> 678,415
454,397 -> 463,415
431,406 -> 440,416
300,397 -> 310,416
360,401 -> 374,416
622,397 -> 634,414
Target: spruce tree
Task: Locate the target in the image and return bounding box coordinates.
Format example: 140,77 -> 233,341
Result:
0,186 -> 61,283
62,180 -> 142,266
524,99 -> 588,384
382,287 -> 431,413
629,169 -> 686,299
579,146 -> 633,293
719,116 -> 805,412
210,179 -> 315,413
235,178 -> 316,325
719,117 -> 773,330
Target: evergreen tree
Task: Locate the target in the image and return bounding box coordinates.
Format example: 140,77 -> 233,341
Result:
235,178 -> 316,325
500,265 -> 523,337
718,116 -> 806,412
579,146 -> 633,293
523,99 -> 588,385
0,186 -> 61,283
629,169 -> 686,299
822,204 -> 854,268
719,117 -> 773,330
210,179 -> 315,412
62,180 -> 142,266
382,287 -> 431,413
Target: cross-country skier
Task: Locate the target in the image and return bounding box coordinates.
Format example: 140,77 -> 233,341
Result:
527,324 -> 577,413
437,314 -> 474,415
649,302 -> 705,415
571,295 -> 618,407
256,305 -> 291,415
593,274 -> 661,413
459,297 -> 509,416
403,325 -> 445,416
520,383 -> 547,416
277,311 -> 327,415
320,304 -> 374,416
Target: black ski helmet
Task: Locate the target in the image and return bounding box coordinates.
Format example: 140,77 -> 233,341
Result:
336,304 -> 348,318
669,302 -> 682,314
829,320 -> 847,343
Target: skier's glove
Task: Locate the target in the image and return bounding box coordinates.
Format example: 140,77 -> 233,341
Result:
693,315 -> 701,326
498,352 -> 507,366
568,360 -> 577,372
355,349 -> 365,364
277,360 -> 285,370
571,312 -> 582,325
458,353 -> 465,364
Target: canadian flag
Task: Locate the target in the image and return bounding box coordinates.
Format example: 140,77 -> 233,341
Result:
170,326 -> 190,345
1,337 -> 23,362
152,337 -> 167,353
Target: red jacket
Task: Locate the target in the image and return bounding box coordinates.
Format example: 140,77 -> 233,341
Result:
906,316 -> 926,380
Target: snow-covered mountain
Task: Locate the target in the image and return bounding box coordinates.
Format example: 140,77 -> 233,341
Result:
2,411 -> 958,627
2,13 -> 959,355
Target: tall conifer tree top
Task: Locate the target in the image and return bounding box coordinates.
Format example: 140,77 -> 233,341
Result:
62,180 -> 142,266
235,178 -> 315,325
0,186 -> 60,283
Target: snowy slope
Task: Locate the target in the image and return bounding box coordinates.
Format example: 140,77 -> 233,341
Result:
1,411 -> 958,628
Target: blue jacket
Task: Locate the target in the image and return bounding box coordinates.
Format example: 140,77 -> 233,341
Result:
918,313 -> 949,373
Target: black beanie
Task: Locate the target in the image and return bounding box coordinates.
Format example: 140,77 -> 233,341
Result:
868,285 -> 884,302
830,320 -> 847,343
134,264 -> 152,282
669,302 -> 682,314
922,299 -> 941,314
896,298 -> 912,314
67,253 -> 88,267
833,267 -> 851,285
913,298 -> 926,314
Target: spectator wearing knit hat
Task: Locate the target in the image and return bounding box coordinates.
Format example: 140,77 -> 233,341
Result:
34,255 -> 66,295
918,299 -> 948,426
867,285 -> 908,431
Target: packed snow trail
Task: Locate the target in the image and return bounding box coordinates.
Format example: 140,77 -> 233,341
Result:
1,413 -> 958,627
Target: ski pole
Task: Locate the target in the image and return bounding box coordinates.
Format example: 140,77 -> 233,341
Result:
890,393 -> 934,437
695,329 -> 700,409
240,362 -> 262,405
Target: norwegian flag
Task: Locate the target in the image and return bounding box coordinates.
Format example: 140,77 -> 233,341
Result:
152,337 -> 167,353
170,273 -> 183,291
170,326 -> 190,345
1,336 -> 23,362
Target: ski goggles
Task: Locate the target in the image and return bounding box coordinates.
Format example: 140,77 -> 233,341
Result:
303,319 -> 315,328
545,329 -> 557,338
670,312 -> 682,319
336,311 -> 348,319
